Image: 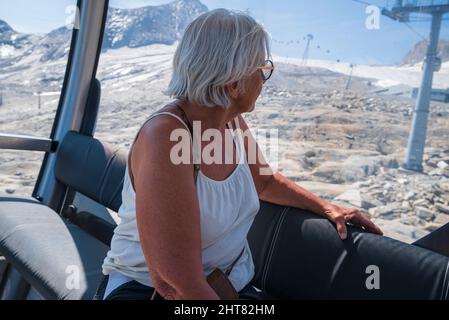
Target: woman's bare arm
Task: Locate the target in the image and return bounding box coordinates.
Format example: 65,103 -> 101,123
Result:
132,116 -> 219,300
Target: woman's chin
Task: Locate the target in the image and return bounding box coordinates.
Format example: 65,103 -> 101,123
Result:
239,102 -> 256,114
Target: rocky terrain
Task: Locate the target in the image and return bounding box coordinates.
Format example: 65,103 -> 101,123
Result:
246,62 -> 449,243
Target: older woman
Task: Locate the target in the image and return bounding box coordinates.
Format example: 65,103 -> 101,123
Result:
99,9 -> 382,300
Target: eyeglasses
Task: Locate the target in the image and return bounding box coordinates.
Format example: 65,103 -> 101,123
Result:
256,59 -> 274,82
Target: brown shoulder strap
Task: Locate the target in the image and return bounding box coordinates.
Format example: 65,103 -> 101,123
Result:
225,247 -> 245,276
173,103 -> 200,184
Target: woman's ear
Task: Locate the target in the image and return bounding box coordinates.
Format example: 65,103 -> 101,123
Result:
226,81 -> 241,99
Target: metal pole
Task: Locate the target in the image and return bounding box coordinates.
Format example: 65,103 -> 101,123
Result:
302,34 -> 313,66
346,64 -> 354,90
403,12 -> 442,171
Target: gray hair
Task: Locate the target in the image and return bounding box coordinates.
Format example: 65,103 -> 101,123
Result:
166,9 -> 271,108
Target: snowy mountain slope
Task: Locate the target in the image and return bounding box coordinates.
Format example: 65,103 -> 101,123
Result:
0,0 -> 207,65
103,0 -> 207,49
275,56 -> 449,89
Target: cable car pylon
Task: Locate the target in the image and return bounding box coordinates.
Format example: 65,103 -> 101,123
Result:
302,34 -> 313,66
382,0 -> 449,172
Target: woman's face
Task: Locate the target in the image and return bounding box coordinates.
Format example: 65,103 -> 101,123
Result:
235,69 -> 264,113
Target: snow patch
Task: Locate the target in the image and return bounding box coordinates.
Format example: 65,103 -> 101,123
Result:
0,44 -> 15,58
375,79 -> 402,88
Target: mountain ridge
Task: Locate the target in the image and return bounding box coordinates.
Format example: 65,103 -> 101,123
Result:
401,40 -> 449,65
0,0 -> 208,62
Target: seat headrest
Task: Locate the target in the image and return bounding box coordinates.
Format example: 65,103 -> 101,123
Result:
55,131 -> 127,212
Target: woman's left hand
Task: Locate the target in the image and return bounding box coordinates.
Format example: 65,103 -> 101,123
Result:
323,203 -> 383,240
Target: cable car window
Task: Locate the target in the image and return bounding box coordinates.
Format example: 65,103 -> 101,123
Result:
93,0 -> 449,241
0,0 -> 77,197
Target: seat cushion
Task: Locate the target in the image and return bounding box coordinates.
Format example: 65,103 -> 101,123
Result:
0,199 -> 109,300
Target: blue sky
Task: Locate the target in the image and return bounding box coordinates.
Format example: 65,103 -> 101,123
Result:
0,0 -> 448,65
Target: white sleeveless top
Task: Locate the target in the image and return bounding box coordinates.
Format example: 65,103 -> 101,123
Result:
102,111 -> 260,296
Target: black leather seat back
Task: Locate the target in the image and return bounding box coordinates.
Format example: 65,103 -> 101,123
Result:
55,131 -> 127,212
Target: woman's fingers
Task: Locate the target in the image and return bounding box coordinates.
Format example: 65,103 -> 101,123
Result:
347,211 -> 383,235
331,206 -> 384,241
335,217 -> 348,240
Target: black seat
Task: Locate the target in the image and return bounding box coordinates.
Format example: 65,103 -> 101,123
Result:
248,202 -> 449,299
0,200 -> 109,299
0,131 -> 448,300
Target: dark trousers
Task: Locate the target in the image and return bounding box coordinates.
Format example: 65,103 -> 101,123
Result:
94,275 -> 270,300
413,222 -> 449,257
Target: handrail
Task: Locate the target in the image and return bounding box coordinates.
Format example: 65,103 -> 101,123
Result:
0,133 -> 55,152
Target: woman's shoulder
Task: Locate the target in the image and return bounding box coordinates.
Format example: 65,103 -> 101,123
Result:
139,101 -> 189,137
130,101 -> 194,186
